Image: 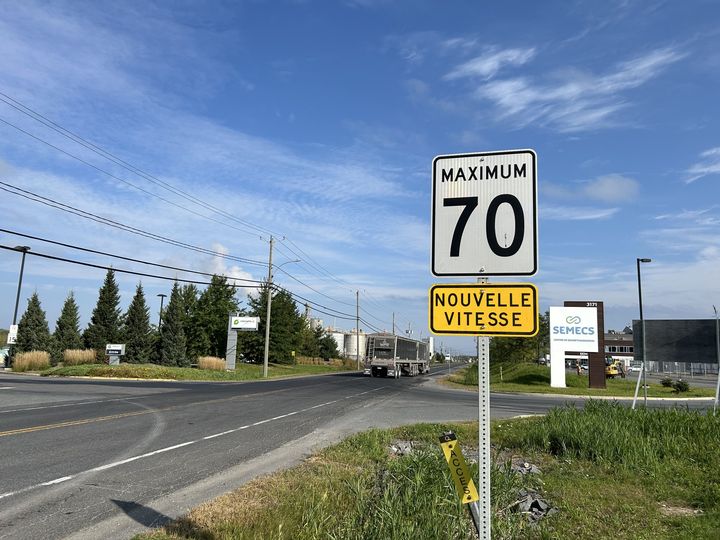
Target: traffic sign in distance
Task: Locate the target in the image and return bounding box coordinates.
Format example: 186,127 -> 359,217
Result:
432,149 -> 537,276
430,283 -> 538,336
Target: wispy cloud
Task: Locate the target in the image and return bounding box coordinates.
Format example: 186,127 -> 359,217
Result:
542,206 -> 620,220
473,47 -> 684,132
544,174 -> 639,203
444,47 -> 536,81
685,147 -> 720,183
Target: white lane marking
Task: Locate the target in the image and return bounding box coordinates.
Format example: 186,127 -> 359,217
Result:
1,397 -> 145,414
0,387 -> 14,390
0,385 -> 387,501
40,476 -> 72,486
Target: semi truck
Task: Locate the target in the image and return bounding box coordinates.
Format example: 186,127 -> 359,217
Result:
364,333 -> 430,378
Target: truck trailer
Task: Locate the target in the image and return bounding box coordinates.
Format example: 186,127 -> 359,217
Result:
364,333 -> 430,378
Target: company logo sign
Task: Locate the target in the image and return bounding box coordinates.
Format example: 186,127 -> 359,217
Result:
549,306 -> 599,352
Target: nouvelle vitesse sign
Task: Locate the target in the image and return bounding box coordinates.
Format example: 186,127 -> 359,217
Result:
429,283 -> 538,336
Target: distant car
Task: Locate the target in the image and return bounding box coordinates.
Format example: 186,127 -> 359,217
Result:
580,364 -> 588,371
628,365 -> 641,372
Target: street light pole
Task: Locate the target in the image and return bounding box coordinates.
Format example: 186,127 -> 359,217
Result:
157,293 -> 167,330
8,246 -> 30,367
11,246 -> 30,327
632,257 -> 651,409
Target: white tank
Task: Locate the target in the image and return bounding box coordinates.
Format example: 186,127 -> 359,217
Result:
344,331 -> 366,361
330,332 -> 345,356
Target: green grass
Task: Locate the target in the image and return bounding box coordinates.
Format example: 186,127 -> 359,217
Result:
137,404 -> 720,540
446,362 -> 715,397
40,362 -> 354,381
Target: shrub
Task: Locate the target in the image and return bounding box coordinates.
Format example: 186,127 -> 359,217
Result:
63,349 -> 98,366
12,351 -> 50,372
197,356 -> 226,371
672,379 -> 690,393
661,377 -> 673,388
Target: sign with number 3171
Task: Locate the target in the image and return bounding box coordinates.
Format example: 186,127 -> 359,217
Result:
431,149 -> 537,277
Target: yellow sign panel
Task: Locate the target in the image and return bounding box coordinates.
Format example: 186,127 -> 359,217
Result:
430,283 -> 538,336
439,432 -> 479,504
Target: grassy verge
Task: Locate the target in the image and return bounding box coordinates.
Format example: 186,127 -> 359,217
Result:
40,362 -> 354,381
137,402 -> 720,539
445,362 -> 715,397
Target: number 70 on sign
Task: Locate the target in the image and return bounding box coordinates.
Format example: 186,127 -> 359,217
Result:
431,149 -> 538,277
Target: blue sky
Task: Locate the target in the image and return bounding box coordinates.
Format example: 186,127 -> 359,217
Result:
1,0 -> 719,355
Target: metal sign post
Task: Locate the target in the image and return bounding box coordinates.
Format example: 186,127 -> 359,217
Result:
477,278 -> 491,539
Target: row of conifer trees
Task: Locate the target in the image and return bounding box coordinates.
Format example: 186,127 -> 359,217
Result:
13,269 -> 339,366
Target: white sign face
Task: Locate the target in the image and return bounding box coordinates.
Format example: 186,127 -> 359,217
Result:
7,324 -> 18,345
105,343 -> 126,355
549,307 -> 598,352
231,316 -> 260,331
432,149 -> 537,276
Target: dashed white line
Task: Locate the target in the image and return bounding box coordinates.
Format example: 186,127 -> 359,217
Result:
0,387 -> 14,390
0,385 -> 387,501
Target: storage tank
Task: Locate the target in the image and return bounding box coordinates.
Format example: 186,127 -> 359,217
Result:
330,331 -> 346,357
344,331 -> 366,361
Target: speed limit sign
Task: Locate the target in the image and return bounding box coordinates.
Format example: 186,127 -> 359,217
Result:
431,149 -> 537,276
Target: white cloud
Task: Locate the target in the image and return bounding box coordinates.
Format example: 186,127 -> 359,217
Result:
444,47 -> 536,80
474,47 -> 684,132
685,147 -> 720,183
582,174 -> 639,202
542,206 -> 620,220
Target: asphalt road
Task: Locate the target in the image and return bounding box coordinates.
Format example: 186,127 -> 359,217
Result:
0,367 -> 713,539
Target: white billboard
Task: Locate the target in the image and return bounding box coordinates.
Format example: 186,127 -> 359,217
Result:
431,149 -> 537,276
549,306 -> 598,387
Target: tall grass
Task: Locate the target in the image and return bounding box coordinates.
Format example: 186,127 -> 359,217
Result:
12,351 -> 50,372
197,356 -> 226,371
63,349 -> 98,366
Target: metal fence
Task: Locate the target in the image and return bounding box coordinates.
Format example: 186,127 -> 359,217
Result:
641,361 -> 720,376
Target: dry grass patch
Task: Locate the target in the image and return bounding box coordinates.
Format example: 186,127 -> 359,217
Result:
63,349 -> 98,366
197,356 -> 226,371
12,350 -> 50,372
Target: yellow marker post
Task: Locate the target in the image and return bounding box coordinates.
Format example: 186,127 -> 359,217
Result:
439,432 -> 479,505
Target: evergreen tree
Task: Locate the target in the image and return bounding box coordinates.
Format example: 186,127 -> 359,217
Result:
241,284 -> 303,364
318,328 -> 340,360
159,281 -> 187,367
122,283 -> 153,364
53,292 -> 83,364
190,275 -> 239,359
83,269 -> 121,358
15,292 -> 53,354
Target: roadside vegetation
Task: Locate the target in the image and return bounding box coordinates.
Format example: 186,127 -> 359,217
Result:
41,361 -> 354,381
446,361 -> 715,398
138,402 -> 720,540
8,269 -> 345,375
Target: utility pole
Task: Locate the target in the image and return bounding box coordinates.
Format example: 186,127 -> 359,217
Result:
8,246 -> 30,367
356,290 -> 360,370
263,236 -> 274,378
392,312 -> 395,335
714,305 -> 720,415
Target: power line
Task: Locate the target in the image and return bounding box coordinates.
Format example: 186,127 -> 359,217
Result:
0,181 -> 267,267
0,228 -> 265,284
0,92 -> 279,238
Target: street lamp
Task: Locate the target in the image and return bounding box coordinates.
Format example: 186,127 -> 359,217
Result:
157,293 -> 167,330
8,246 -> 30,368
632,257 -> 651,409
262,236 -> 300,378
713,305 -> 719,415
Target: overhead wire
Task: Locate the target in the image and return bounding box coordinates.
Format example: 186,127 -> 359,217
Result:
0,91 -> 279,238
